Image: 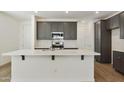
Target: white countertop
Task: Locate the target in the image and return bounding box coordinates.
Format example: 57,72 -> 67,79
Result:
2,49 -> 100,56
112,49 -> 124,52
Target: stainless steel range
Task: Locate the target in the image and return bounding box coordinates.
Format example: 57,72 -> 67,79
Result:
51,32 -> 64,50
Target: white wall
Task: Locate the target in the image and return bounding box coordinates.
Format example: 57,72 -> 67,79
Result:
0,12 -> 20,65
77,20 -> 94,50
35,20 -> 94,50
19,21 -> 32,49
112,28 -> 124,51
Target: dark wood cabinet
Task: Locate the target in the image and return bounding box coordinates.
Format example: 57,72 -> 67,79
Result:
94,20 -> 111,63
106,15 -> 120,30
113,51 -> 124,73
37,22 -> 77,40
120,12 -> 124,39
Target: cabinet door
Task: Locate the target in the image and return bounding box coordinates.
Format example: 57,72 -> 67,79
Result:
106,19 -> 110,30
37,22 -> 51,40
12,56 -> 54,81
113,51 -> 121,71
94,22 -> 101,62
51,22 -> 58,32
108,18 -> 113,29
57,22 -> 64,32
113,51 -> 124,73
63,22 -> 77,40
120,13 -> 124,39
51,22 -> 64,32
107,15 -> 119,30
120,53 -> 124,73
54,56 -> 92,81
112,15 -> 120,29
94,22 -> 101,53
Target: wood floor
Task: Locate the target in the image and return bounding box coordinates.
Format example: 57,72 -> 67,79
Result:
0,62 -> 124,82
0,62 -> 11,82
95,62 -> 124,82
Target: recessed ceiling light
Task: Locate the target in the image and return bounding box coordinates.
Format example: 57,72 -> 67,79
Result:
95,11 -> 99,14
65,11 -> 69,14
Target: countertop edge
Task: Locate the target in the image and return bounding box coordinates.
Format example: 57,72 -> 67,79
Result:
2,49 -> 100,56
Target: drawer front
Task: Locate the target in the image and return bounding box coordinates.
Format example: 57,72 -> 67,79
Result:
113,51 -> 124,73
113,51 -> 121,71
120,53 -> 124,73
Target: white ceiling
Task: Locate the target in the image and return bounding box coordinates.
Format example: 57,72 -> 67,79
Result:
4,11 -> 118,21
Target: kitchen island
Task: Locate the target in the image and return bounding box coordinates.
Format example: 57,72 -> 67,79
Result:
2,49 -> 100,82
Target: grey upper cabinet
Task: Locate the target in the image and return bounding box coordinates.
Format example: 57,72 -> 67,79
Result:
37,22 -> 77,40
51,22 -> 58,32
51,22 -> 64,32
120,12 -> 124,39
37,22 -> 51,40
113,15 -> 120,28
106,15 -> 120,30
63,22 -> 77,40
105,12 -> 124,39
58,22 -> 64,32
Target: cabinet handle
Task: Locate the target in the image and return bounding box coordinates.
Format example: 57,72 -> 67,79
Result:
51,55 -> 55,60
21,55 -> 25,61
81,55 -> 84,60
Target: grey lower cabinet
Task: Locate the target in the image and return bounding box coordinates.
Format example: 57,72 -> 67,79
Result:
113,51 -> 124,73
94,20 -> 111,63
37,22 -> 77,40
